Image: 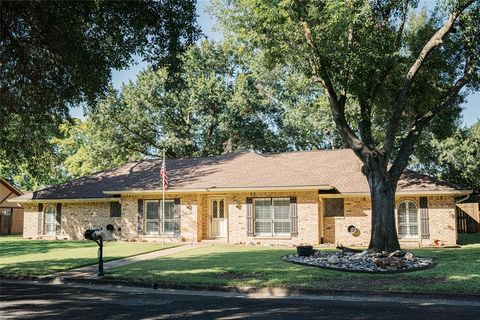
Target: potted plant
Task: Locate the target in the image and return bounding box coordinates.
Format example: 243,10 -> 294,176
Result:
296,244 -> 314,256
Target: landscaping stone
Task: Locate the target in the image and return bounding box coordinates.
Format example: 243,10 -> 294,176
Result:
282,249 -> 434,273
404,252 -> 415,261
327,255 -> 340,264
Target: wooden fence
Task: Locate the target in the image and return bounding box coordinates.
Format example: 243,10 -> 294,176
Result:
456,202 -> 480,233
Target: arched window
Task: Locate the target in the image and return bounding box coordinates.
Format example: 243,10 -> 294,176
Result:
397,200 -> 418,238
44,205 -> 56,235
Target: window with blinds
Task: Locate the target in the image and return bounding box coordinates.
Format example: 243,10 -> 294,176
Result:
144,200 -> 176,235
44,205 -> 56,235
397,200 -> 419,238
254,198 -> 291,236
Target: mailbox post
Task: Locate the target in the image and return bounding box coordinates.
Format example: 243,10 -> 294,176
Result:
84,229 -> 105,277
97,236 -> 104,276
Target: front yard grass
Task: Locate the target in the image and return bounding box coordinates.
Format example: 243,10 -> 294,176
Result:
0,236 -> 176,276
108,240 -> 480,295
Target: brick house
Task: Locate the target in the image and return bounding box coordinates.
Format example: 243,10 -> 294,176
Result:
1,177 -> 24,235
10,150 -> 471,247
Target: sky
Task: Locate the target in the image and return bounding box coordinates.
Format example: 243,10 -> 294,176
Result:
70,0 -> 479,126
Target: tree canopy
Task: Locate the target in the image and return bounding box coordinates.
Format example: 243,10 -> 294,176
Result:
89,40 -> 287,159
414,120 -> 480,192
0,0 -> 200,173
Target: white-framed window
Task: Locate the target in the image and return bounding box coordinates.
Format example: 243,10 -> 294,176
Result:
44,205 -> 56,235
397,200 -> 419,238
254,198 -> 291,236
144,200 -> 176,235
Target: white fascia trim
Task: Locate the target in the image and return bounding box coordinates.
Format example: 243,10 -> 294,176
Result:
8,197 -> 121,204
103,185 -> 334,195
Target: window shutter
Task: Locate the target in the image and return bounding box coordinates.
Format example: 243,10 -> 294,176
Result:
246,197 -> 254,236
137,199 -> 144,234
420,197 -> 430,239
174,198 -> 181,238
37,203 -> 43,235
290,197 -> 298,237
56,203 -> 62,234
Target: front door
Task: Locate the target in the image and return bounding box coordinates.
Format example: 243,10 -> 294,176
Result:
210,198 -> 226,238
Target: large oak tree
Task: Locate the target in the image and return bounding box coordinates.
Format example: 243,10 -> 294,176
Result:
213,0 -> 480,252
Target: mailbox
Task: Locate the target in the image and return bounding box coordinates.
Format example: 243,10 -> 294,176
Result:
84,228 -> 105,276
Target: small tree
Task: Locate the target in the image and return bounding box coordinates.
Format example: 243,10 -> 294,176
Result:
214,0 -> 480,252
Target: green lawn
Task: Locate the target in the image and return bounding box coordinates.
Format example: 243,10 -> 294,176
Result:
458,233 -> 480,245
107,236 -> 480,295
0,236 -> 176,276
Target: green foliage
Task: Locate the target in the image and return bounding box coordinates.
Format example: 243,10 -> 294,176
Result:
0,0 -> 200,174
53,118 -> 144,179
212,0 -> 479,156
413,121 -> 480,191
91,40 -> 288,158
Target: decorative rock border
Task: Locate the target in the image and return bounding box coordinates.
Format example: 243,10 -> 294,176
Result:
282,249 -> 436,274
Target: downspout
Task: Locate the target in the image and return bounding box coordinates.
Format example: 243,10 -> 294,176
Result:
455,194 -> 470,204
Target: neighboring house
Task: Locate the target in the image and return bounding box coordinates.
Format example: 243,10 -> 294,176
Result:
10,150 -> 471,247
0,177 -> 24,235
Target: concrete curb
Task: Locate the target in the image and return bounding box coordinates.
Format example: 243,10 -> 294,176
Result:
2,273 -> 479,302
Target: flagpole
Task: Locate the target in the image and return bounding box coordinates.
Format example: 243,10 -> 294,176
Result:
162,149 -> 165,235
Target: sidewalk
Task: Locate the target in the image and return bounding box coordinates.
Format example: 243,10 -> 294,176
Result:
50,243 -> 209,279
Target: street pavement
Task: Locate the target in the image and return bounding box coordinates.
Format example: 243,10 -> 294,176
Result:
1,280 -> 479,319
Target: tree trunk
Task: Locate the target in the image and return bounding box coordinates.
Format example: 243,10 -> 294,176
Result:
364,156 -> 401,253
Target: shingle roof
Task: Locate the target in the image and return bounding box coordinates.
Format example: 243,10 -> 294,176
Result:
13,149 -> 465,201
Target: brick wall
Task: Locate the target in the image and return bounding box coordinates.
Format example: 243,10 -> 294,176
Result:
22,204 -> 38,239
21,192 -> 458,247
60,202 -> 118,240
427,196 -> 456,245
328,195 -> 457,247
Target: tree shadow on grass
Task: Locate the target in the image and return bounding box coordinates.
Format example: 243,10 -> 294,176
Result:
108,246 -> 480,294
0,239 -> 95,257
0,255 -> 135,276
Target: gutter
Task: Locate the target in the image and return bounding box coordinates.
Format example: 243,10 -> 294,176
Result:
332,190 -> 473,197
102,185 -> 335,195
7,197 -> 121,204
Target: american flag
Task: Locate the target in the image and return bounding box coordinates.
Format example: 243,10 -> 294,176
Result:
160,160 -> 168,191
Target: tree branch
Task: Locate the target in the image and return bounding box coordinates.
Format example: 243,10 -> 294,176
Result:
301,20 -> 369,158
111,113 -> 163,151
384,0 -> 474,159
389,57 -> 478,182
358,98 -> 373,146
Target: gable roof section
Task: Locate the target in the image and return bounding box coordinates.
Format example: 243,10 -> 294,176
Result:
0,177 -> 23,196
12,149 -> 466,201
